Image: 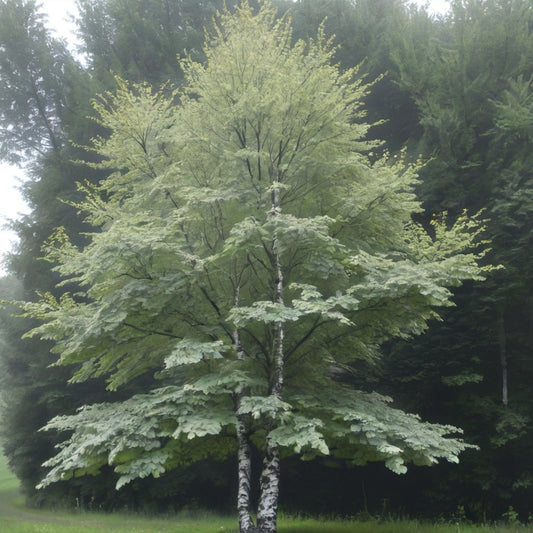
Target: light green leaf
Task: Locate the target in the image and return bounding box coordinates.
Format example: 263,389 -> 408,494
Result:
165,339 -> 226,368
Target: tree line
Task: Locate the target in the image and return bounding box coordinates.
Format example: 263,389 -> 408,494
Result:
0,0 -> 532,526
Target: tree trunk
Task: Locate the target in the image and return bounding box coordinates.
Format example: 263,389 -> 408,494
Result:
237,415 -> 256,533
497,310 -> 509,407
233,286 -> 257,533
254,182 -> 285,533
256,441 -> 281,533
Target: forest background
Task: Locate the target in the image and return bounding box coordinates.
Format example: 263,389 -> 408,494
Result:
0,0 -> 532,525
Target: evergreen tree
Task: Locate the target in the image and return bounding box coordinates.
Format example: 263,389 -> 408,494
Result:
289,0 -> 421,149
0,0 -> 97,505
75,0 -> 241,87
383,0 -> 533,519
0,0 -> 76,162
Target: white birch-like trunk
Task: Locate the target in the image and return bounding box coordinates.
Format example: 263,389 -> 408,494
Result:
255,186 -> 285,533
236,412 -> 256,533
269,187 -> 285,398
233,287 -> 257,533
256,441 -> 281,533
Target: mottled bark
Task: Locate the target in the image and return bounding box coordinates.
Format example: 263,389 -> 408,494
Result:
234,287 -> 256,533
237,415 -> 255,533
256,441 -> 281,533
254,186 -> 285,533
270,186 -> 285,398
271,254 -> 285,396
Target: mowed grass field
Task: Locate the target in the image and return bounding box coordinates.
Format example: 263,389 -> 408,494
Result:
1,453 -> 533,532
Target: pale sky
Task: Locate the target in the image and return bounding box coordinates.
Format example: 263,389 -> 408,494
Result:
0,0 -> 78,274
0,0 -> 450,275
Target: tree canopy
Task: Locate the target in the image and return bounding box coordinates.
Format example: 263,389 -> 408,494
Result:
17,3 -> 493,532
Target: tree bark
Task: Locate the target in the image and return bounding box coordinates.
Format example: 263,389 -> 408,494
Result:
254,187 -> 285,533
497,310 -> 509,407
233,287 -> 257,533
270,185 -> 285,398
237,414 -> 256,533
256,441 -> 281,533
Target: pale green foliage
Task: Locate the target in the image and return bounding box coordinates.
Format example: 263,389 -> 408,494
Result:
37,379 -> 472,489
165,339 -> 226,368
22,1 -> 487,491
36,384 -> 237,490
290,386 -> 470,473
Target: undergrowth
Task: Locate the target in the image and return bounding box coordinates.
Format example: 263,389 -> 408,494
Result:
2,455 -> 533,532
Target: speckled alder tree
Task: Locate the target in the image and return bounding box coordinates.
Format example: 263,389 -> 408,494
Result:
22,3 -> 490,532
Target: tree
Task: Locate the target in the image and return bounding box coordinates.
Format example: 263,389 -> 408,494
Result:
1,0 -> 248,510
288,0 -> 422,150
0,0 -> 77,163
22,3 -> 490,532
0,0 -> 103,506
0,0 -> 248,515
385,2 -> 533,519
75,0 -> 241,87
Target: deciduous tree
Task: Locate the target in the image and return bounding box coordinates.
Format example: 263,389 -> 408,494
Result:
22,3 -> 490,532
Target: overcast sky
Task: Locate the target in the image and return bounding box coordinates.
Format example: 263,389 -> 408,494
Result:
0,0 -> 78,274
0,0 -> 451,275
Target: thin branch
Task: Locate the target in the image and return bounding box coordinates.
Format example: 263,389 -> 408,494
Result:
123,321 -> 180,339
285,315 -> 326,360
241,327 -> 269,359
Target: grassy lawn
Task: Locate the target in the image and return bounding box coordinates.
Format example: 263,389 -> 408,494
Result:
1,453 -> 533,532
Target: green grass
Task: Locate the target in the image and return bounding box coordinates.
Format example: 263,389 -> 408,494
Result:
294,519 -> 533,532
0,449 -> 19,491
3,515 -> 533,533
1,454 -> 533,532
